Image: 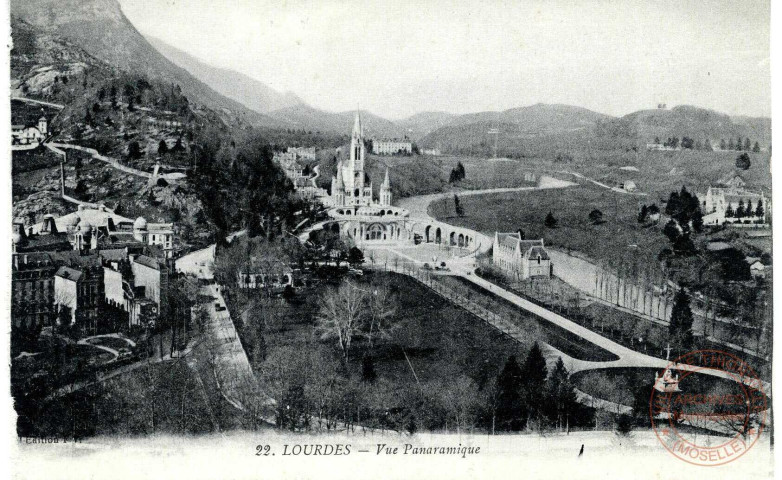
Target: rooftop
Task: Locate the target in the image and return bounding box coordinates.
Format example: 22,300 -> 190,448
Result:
55,266 -> 83,282
133,254 -> 162,270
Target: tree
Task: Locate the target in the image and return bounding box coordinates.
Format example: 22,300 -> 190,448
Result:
448,162 -> 466,183
361,356 -> 377,382
347,246 -> 364,267
172,137 -> 185,153
704,139 -> 713,151
735,199 -> 745,218
744,138 -> 751,151
495,355 -> 524,431
638,205 -> 648,223
736,153 -> 751,170
728,138 -> 735,150
588,209 -> 603,224
127,141 -> 142,160
725,203 -> 735,218
755,199 -> 764,219
736,137 -> 743,151
454,194 -> 465,217
720,139 -> 727,150
663,219 -> 681,243
745,199 -> 753,218
158,139 -> 169,155
668,288 -> 694,355
315,282 -> 367,364
753,141 -> 761,153
545,357 -> 578,431
544,211 -> 558,228
615,414 -> 634,437
521,343 -> 548,429
516,228 -> 525,240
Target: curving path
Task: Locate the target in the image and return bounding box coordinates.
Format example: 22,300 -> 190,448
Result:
396,175 -> 578,254
48,142 -> 187,181
372,182 -> 770,395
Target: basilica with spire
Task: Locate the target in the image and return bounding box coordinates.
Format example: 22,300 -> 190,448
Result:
329,111 -> 393,208
324,111 -> 410,244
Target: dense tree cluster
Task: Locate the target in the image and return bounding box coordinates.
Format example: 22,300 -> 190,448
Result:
494,346 -> 588,432
192,131 -> 304,241
662,186 -> 703,255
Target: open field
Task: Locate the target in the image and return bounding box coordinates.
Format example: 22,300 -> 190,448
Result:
430,183 -> 669,270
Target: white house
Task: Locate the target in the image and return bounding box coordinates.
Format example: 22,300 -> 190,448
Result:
492,233 -> 551,280
701,185 -> 767,226
11,116 -> 48,146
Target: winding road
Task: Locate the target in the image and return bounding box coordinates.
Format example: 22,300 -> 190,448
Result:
373,184 -> 770,395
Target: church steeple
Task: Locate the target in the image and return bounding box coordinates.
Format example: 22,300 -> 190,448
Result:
352,110 -> 363,139
379,167 -> 392,206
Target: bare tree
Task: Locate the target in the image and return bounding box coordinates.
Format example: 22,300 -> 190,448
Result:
315,282 -> 368,364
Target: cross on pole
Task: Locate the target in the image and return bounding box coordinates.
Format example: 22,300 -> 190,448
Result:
665,343 -> 672,361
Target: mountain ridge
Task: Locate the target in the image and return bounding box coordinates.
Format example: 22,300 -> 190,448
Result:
11,0 -> 280,128
145,35 -> 304,115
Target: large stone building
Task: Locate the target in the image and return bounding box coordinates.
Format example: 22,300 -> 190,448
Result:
11,205 -> 174,337
492,233 -> 551,280
30,205 -> 175,258
372,138 -> 412,155
701,175 -> 768,226
324,112 -> 410,244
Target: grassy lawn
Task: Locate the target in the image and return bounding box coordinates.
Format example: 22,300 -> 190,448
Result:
234,271 -> 526,388
432,275 -> 618,362
430,183 -> 670,271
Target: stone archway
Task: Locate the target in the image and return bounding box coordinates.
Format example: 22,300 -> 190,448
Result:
449,231 -> 456,246
425,225 -> 432,243
366,223 -> 384,241
435,227 -> 442,244
458,233 -> 465,247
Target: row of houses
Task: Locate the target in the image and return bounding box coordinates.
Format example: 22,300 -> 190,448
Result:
11,205 -> 175,336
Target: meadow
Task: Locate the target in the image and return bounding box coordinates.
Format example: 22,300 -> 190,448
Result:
430,183 -> 671,271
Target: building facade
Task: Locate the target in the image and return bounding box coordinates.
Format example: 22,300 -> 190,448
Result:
324,112 -> 412,245
492,233 -> 552,280
701,185 -> 768,226
372,139 -> 412,155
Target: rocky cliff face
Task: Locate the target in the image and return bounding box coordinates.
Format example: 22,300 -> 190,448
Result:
11,0 -> 278,128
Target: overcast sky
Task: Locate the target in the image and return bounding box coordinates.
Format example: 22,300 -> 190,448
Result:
118,0 -> 770,119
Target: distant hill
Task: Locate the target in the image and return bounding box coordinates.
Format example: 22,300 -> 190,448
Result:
608,105 -> 772,147
420,103 -> 771,155
146,36 -> 303,115
268,104 -> 407,139
396,111 -> 457,139
11,0 -> 278,128
419,103 -> 613,153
